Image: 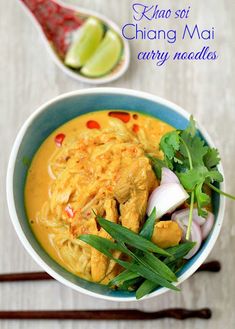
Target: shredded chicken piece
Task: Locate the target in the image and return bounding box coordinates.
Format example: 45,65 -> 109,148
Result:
91,199 -> 119,282
115,157 -> 157,232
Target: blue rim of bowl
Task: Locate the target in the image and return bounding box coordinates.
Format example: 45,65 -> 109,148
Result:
6,88 -> 226,301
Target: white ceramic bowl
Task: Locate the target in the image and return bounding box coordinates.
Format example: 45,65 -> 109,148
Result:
6,88 -> 225,301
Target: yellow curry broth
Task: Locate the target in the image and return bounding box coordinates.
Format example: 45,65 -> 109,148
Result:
25,110 -> 173,280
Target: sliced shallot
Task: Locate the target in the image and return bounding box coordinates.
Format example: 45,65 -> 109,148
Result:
171,208 -> 214,240
201,212 -> 214,240
173,215 -> 202,259
184,222 -> 202,259
171,208 -> 206,226
161,167 -> 180,185
147,183 -> 189,219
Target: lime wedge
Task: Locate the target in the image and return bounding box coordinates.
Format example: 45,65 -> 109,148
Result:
65,17 -> 104,68
81,30 -> 123,78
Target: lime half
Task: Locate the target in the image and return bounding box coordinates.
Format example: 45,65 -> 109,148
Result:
81,30 -> 123,78
65,17 -> 104,69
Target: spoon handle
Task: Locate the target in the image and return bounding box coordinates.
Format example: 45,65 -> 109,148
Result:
19,0 -> 83,56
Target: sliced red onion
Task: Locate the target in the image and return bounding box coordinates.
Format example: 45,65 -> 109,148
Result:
172,208 -> 214,240
171,209 -> 189,222
171,208 -> 206,226
201,212 -> 214,240
172,216 -> 188,237
161,167 -> 180,185
173,215 -> 202,259
184,222 -> 202,259
193,211 -> 207,226
147,183 -> 189,218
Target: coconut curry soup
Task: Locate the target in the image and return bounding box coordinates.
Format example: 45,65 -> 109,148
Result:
25,110 -> 216,293
25,111 -> 173,279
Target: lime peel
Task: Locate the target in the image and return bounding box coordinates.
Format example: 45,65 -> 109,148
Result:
81,29 -> 123,78
65,17 -> 104,68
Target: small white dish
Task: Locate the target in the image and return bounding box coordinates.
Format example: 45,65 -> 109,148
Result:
18,0 -> 130,84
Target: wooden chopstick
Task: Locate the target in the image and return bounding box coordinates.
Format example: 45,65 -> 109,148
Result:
0,263 -> 216,321
0,271 -> 53,282
0,261 -> 221,283
196,260 -> 221,273
0,308 -> 212,320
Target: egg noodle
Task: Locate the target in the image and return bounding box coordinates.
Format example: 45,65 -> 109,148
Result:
26,112 -> 173,283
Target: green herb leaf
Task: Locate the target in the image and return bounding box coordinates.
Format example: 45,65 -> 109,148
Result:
129,263 -> 179,291
118,243 -> 177,284
97,216 -> 170,256
136,242 -> 195,299
177,166 -> 223,191
140,252 -> 177,282
177,167 -> 206,191
158,117 -> 226,223
129,264 -> 179,291
78,234 -> 128,256
110,209 -> 159,288
115,238 -> 177,284
118,277 -> 142,291
156,116 -> 235,223
165,242 -> 196,265
136,280 -> 158,299
109,270 -> 139,287
139,208 -> 157,240
207,170 -> 223,183
146,154 -> 166,179
204,148 -> 220,170
177,165 -> 223,218
180,132 -> 208,169
79,234 -> 178,291
184,115 -> 197,137
160,131 -> 180,168
195,183 -> 210,217
208,183 -> 235,201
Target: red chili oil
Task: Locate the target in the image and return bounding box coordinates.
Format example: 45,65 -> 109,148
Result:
54,133 -> 65,147
133,114 -> 138,120
86,120 -> 101,129
21,0 -> 83,57
132,124 -> 139,133
108,111 -> 131,123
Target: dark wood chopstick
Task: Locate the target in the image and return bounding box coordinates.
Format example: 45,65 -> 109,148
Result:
0,263 -> 216,321
196,260 -> 221,272
0,261 -> 221,283
0,271 -> 53,282
0,308 -> 212,320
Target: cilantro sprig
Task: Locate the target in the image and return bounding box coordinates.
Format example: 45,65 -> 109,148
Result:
149,116 -> 235,239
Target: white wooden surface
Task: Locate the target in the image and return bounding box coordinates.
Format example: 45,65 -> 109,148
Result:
1,0 -> 235,328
